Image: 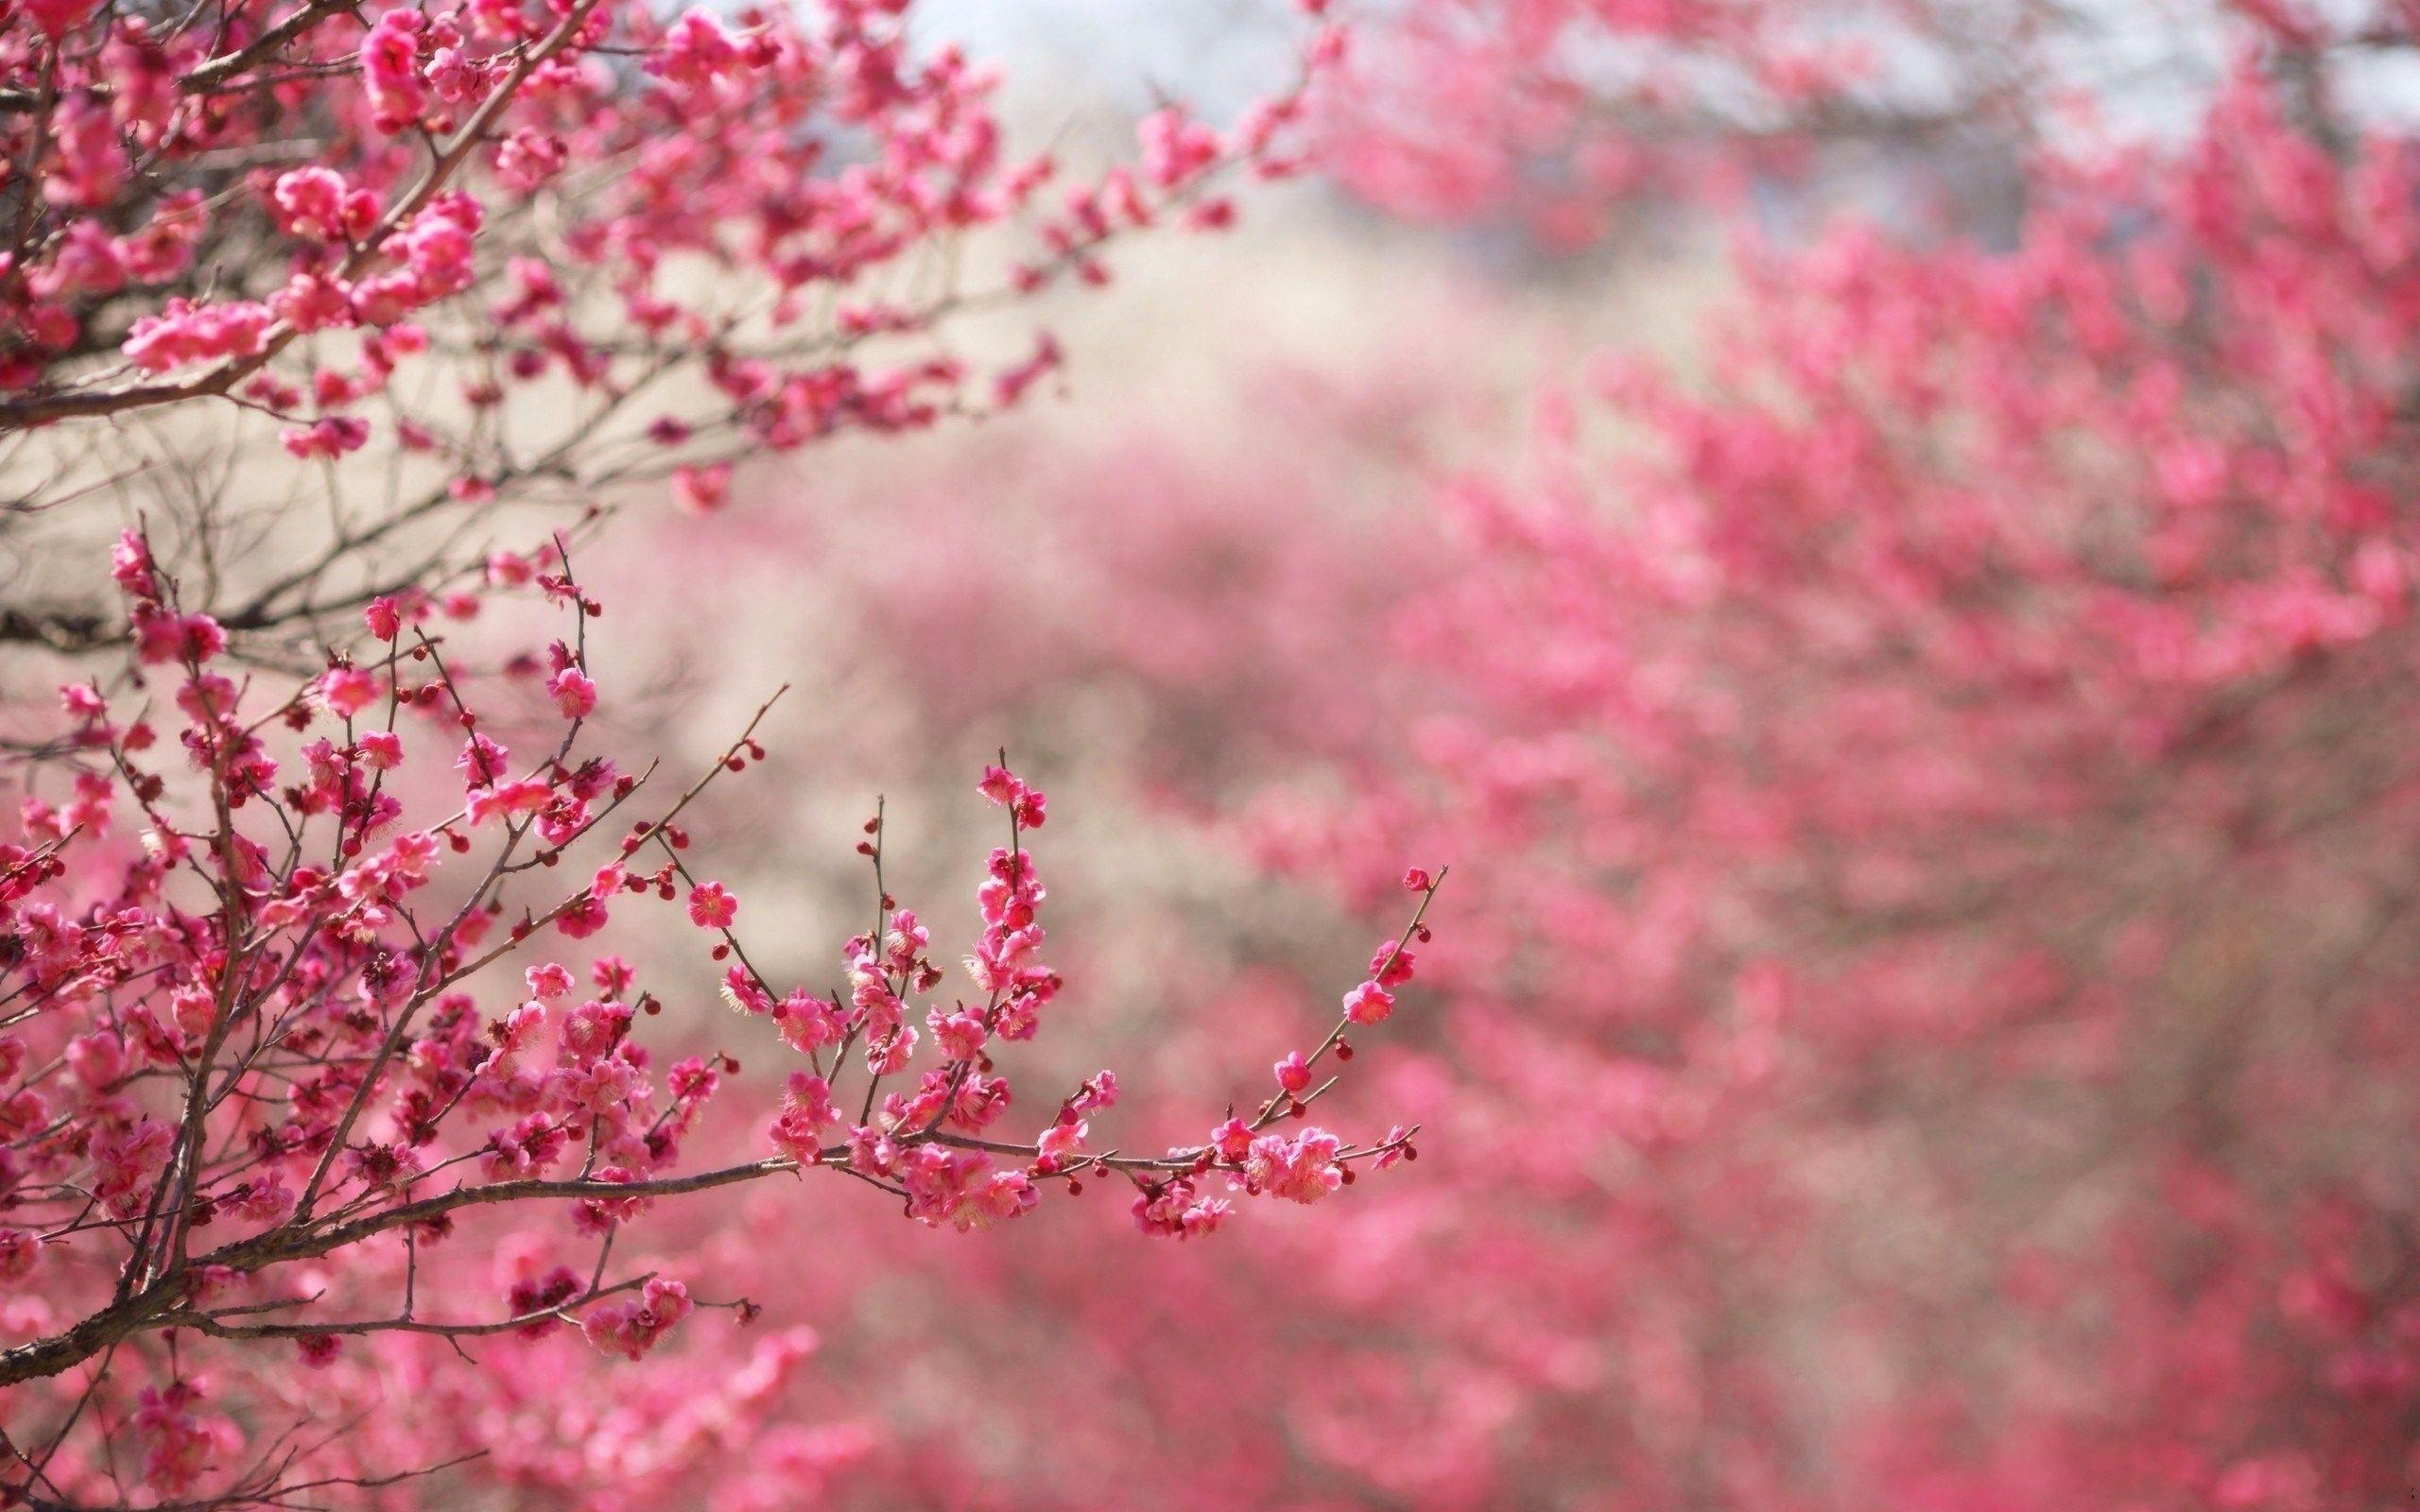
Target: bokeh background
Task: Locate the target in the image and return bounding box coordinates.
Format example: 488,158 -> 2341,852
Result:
493,3 -> 2420,1507
12,0 -> 2420,1506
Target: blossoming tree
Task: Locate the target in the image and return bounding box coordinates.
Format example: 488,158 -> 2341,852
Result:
0,0 -> 1453,1505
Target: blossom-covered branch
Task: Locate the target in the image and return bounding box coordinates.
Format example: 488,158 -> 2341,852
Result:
0,523 -> 1443,1507
0,0 -> 1347,657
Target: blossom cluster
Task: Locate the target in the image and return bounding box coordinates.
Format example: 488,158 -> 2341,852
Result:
4,0 -> 1343,422
0,0 -> 1350,666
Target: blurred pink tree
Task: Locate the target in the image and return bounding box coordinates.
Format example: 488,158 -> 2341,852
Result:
715,4 -> 2420,1507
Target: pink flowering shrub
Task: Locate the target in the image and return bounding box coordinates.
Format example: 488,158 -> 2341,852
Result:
1207,77 -> 2420,1484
